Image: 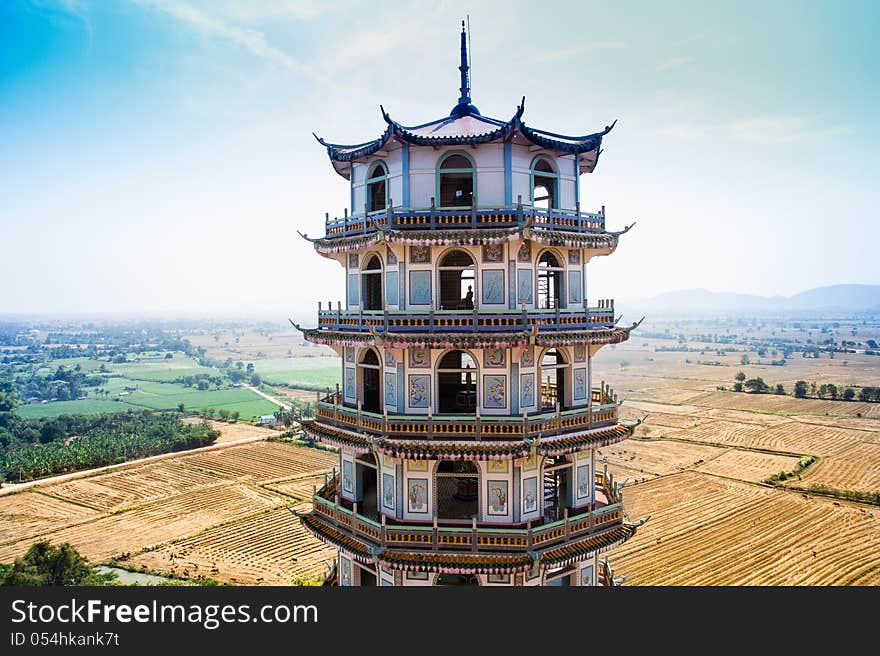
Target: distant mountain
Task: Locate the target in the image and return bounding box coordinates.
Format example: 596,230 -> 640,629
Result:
622,284 -> 880,317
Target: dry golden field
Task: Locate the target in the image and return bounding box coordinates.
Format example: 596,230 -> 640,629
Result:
0,441 -> 337,584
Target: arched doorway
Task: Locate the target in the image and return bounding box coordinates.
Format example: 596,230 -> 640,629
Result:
531,158 -> 558,210
436,460 -> 479,520
355,452 -> 378,518
435,573 -> 480,586
437,153 -> 475,208
543,455 -> 573,522
361,254 -> 383,311
539,348 -> 568,412
537,251 -> 564,309
360,348 -> 381,413
438,249 -> 475,310
437,350 -> 477,414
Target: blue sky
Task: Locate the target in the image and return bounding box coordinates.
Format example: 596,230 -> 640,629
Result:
1,0 -> 878,315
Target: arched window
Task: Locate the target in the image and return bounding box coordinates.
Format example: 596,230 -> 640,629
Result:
435,460 -> 479,520
437,350 -> 477,414
438,153 -> 475,208
539,348 -> 568,412
438,249 -> 475,310
537,250 -> 564,309
359,348 -> 381,414
361,254 -> 383,311
366,161 -> 388,212
531,157 -> 558,210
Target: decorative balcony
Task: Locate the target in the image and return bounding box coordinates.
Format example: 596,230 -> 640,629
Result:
323,201 -> 606,240
303,470 -> 628,558
315,302 -> 615,335
311,385 -> 620,444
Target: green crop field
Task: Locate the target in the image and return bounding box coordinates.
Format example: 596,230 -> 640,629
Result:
252,356 -> 340,389
15,399 -> 131,419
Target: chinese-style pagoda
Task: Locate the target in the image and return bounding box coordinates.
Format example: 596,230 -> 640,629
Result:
295,22 -> 644,586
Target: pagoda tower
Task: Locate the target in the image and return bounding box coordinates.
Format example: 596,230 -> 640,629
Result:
295,22 -> 644,587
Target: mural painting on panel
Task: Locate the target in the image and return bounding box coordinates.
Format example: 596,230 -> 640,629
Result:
344,347 -> 355,363
386,247 -> 397,265
483,348 -> 505,368
522,476 -> 538,514
568,249 -> 581,266
384,373 -> 397,407
340,555 -> 352,586
516,270 -> 533,304
410,245 -> 430,264
574,344 -> 586,362
409,270 -> 431,305
348,254 -> 359,269
521,346 -> 534,367
384,350 -> 396,367
488,574 -> 510,584
482,270 -> 505,304
522,454 -> 538,472
483,375 -> 506,408
517,241 -> 531,262
347,274 -> 359,306
487,480 -> 508,515
482,243 -> 503,263
407,459 -> 428,472
487,460 -> 509,474
580,565 -> 594,587
407,571 -> 428,581
407,478 -> 428,513
386,271 -> 399,305
382,473 -> 395,510
409,347 -> 429,368
344,367 -> 356,399
342,460 -> 353,494
520,373 -> 535,407
568,270 -> 582,304
408,374 -> 430,408
576,464 -> 591,500
573,367 -> 586,400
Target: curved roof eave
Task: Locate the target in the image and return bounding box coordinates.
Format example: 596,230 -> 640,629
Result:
315,104 -> 617,176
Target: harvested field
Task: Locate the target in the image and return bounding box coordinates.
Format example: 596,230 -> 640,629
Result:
128,507 -> 335,585
0,492 -> 100,544
798,443 -> 880,493
609,472 -> 880,585
182,442 -> 336,481
749,423 -> 866,455
182,418 -> 278,444
45,462 -> 224,512
598,439 -> 723,477
694,392 -> 880,418
666,419 -> 768,448
262,474 -> 329,501
695,450 -> 801,483
702,408 -> 794,427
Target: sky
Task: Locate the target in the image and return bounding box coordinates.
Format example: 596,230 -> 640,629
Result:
1,0 -> 878,316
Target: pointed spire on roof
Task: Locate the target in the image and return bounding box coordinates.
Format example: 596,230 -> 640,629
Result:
450,20 -> 480,119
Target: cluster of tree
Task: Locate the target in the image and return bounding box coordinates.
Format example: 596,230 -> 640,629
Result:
793,380 -> 880,402
273,399 -> 316,428
731,372 -> 781,394
13,364 -> 103,402
0,541 -> 117,586
173,373 -> 225,390
194,406 -> 241,422
0,410 -> 219,482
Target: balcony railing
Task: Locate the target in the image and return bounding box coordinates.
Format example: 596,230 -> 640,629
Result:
313,384 -> 620,440
315,303 -> 615,334
309,471 -> 623,554
323,200 -> 606,240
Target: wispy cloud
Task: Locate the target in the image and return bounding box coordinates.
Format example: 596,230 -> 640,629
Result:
656,55 -> 694,71
531,41 -> 628,64
657,115 -> 850,144
133,0 -> 319,80
28,0 -> 94,39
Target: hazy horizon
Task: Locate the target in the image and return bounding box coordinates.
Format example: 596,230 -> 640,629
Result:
2,0 -> 878,314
